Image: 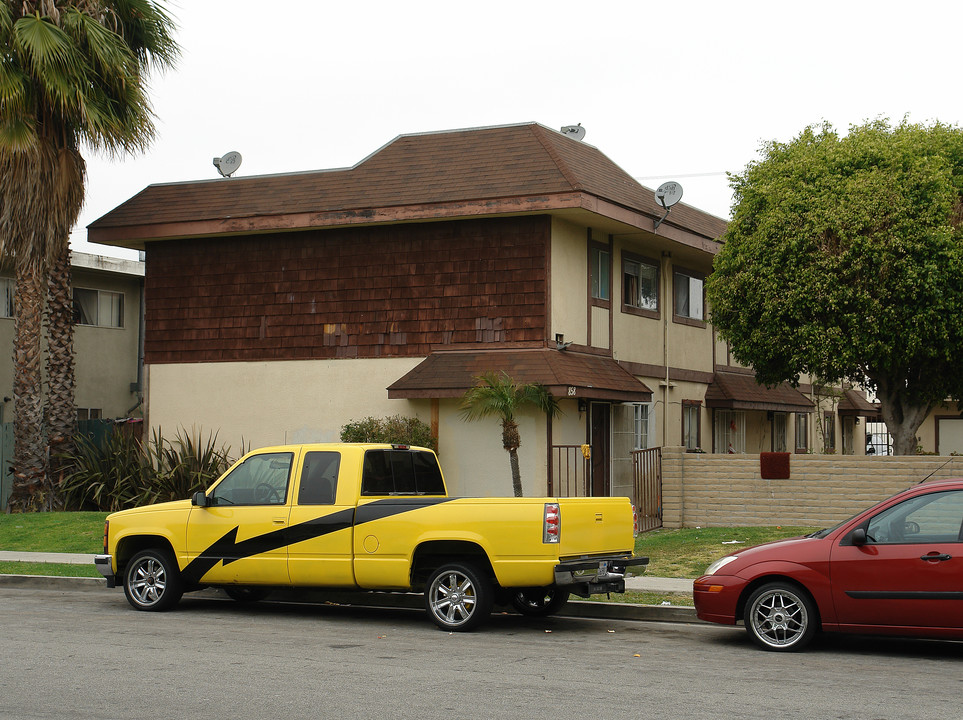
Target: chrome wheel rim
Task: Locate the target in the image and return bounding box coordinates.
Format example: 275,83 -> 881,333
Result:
749,588 -> 808,648
428,570 -> 477,627
129,557 -> 168,607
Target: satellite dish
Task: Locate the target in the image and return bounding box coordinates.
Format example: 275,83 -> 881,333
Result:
655,181 -> 683,208
213,151 -> 242,178
560,124 -> 586,141
653,181 -> 683,232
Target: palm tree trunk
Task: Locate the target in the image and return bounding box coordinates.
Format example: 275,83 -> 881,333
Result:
9,257 -> 46,511
45,244 -> 77,509
508,448 -> 523,497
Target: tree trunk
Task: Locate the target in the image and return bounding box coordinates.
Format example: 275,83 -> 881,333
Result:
508,447 -> 523,497
874,376 -> 933,456
9,257 -> 47,511
45,245 -> 77,509
501,418 -> 523,497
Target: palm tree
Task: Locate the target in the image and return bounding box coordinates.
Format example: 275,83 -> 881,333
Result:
0,1 -> 178,510
460,371 -> 560,497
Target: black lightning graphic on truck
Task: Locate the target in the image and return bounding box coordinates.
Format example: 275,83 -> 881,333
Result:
181,497 -> 454,585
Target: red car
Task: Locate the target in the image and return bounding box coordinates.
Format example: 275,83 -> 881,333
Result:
694,479 -> 963,651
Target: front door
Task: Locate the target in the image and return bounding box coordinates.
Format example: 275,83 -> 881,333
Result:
590,402 -> 610,496
185,450 -> 295,586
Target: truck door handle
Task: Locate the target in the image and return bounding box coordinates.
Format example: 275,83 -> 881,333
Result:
920,553 -> 952,562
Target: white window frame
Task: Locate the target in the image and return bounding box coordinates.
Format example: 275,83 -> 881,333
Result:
673,270 -> 704,322
74,287 -> 125,328
622,255 -> 659,315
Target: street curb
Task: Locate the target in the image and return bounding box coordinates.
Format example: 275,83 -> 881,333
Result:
0,573 -> 702,623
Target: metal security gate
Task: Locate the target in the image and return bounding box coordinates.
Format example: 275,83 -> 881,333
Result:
632,447 -> 662,532
549,444 -> 590,497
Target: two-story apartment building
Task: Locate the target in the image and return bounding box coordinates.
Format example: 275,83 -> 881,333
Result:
0,251 -> 144,509
87,123 -> 859,497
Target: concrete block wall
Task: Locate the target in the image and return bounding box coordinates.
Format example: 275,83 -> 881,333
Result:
660,446 -> 963,528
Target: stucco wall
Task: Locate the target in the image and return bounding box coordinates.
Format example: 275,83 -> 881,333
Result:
145,357 -> 556,499
146,357 -> 422,450
661,446 -> 963,528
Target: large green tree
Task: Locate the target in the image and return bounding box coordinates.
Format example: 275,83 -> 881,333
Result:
460,371 -> 560,497
0,1 -> 177,509
707,119 -> 963,455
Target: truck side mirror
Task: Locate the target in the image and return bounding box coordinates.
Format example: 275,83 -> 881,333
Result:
192,491 -> 209,507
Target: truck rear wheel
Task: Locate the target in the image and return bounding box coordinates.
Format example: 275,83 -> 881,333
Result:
425,562 -> 493,631
123,548 -> 183,611
511,588 -> 570,617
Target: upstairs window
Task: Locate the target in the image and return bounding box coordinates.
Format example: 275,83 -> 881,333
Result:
622,254 -> 659,317
74,288 -> 124,328
673,269 -> 704,323
590,245 -> 610,303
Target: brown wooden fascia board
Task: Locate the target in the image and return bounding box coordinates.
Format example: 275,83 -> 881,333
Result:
89,192 -> 589,248
583,196 -> 722,255
90,192 -> 724,255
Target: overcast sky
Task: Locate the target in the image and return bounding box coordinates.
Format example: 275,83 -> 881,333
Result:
74,0 -> 963,259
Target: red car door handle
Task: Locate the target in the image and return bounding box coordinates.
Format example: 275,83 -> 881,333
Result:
920,553 -> 952,562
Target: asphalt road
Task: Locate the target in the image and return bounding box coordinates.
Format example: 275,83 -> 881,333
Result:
3,585 -> 962,720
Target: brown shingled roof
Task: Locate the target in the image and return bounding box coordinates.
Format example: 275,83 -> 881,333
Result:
837,389 -> 879,416
704,371 -> 814,413
387,348 -> 652,402
88,123 -> 726,246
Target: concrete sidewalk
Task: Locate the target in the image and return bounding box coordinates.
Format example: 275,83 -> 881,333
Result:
0,551 -> 699,623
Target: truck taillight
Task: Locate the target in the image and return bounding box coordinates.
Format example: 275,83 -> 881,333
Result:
632,504 -> 640,538
102,520 -> 109,553
543,503 -> 560,544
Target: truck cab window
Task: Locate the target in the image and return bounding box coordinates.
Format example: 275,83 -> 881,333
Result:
298,451 -> 340,505
210,452 -> 292,505
361,450 -> 445,495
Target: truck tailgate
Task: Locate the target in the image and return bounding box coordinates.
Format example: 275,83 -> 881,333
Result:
556,497 -> 635,558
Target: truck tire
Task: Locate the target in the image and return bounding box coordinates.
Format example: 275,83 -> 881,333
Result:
123,548 -> 183,612
424,562 -> 493,631
511,588 -> 570,617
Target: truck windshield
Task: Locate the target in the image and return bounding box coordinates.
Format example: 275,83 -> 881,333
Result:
361,450 -> 445,496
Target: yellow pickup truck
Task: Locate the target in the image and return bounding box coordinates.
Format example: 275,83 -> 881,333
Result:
95,443 -> 646,630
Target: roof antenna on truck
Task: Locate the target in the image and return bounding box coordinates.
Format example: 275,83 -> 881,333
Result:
653,181 -> 683,232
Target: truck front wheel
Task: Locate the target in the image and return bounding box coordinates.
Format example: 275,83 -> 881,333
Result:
425,562 -> 493,631
123,548 -> 183,611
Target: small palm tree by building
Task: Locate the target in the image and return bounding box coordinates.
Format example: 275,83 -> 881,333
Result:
460,371 -> 560,497
0,1 -> 178,510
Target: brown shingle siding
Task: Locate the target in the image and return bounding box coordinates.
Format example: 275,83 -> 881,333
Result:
145,216 -> 549,364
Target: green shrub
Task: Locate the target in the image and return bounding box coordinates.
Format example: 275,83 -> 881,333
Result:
59,431 -> 155,511
60,427 -> 235,511
340,414 -> 437,451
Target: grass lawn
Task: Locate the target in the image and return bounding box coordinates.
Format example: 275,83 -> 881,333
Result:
0,512 -> 819,607
635,525 -> 818,579
0,511 -> 107,553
